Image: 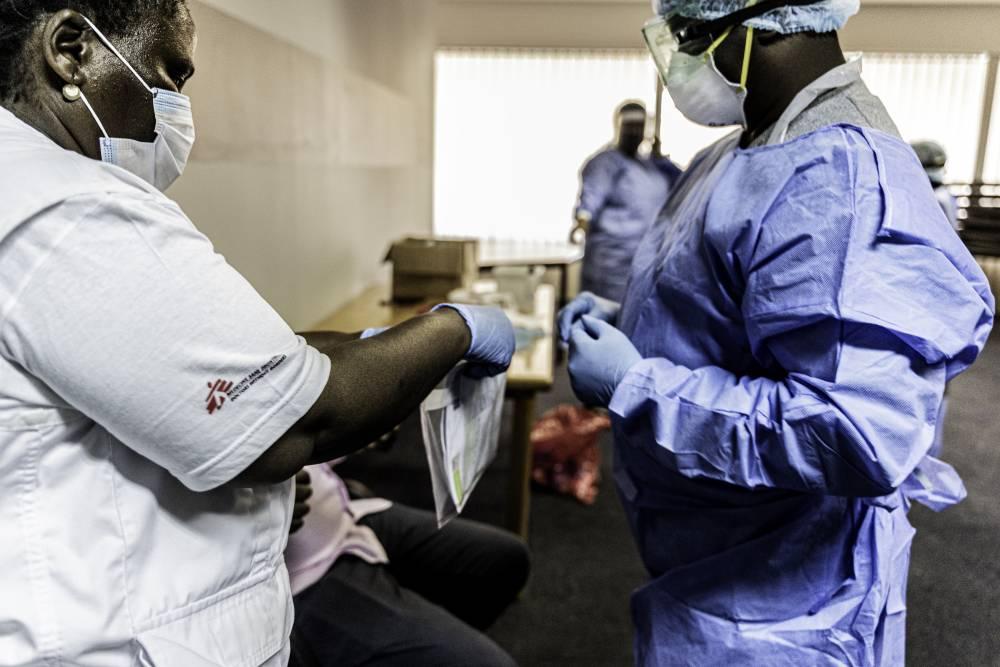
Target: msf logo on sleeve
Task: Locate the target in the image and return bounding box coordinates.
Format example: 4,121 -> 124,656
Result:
203,355 -> 287,415
206,379 -> 234,415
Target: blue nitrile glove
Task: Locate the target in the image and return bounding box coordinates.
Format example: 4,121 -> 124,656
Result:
361,327 -> 390,340
568,316 -> 642,408
433,304 -> 516,378
558,291 -> 621,344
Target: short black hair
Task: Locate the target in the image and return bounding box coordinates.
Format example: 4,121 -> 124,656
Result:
0,0 -> 188,103
617,101 -> 647,116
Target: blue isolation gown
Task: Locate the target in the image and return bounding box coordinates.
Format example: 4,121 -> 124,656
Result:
609,125 -> 994,666
576,149 -> 682,302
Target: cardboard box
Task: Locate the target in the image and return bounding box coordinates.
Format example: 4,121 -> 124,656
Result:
385,237 -> 479,302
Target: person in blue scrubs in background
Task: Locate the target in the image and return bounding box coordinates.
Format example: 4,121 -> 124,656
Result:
571,101 -> 682,303
912,140 -> 960,231
560,1 -> 994,665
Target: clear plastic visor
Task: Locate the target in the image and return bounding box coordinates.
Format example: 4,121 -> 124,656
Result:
642,16 -> 679,84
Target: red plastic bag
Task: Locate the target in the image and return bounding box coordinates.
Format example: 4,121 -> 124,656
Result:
530,405 -> 610,505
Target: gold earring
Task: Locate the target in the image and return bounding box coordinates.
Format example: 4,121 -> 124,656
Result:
62,84 -> 81,102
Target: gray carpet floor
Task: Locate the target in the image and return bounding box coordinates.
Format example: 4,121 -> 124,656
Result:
337,335 -> 1000,666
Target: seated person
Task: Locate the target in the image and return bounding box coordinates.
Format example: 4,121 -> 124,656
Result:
286,464 -> 530,667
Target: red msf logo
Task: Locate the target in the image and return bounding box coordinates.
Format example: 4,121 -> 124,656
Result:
206,379 -> 234,415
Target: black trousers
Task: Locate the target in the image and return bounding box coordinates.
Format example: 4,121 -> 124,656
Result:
289,504 -> 531,667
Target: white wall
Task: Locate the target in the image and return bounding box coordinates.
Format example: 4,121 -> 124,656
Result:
168,1 -> 437,330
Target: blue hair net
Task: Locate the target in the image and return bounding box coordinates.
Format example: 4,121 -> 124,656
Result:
651,0 -> 860,34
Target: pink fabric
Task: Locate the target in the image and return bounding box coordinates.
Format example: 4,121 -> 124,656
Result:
284,464 -> 391,596
531,405 -> 610,505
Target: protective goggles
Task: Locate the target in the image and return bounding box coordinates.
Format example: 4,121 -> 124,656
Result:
642,0 -> 825,65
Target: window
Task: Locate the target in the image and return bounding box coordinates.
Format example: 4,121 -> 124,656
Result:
859,53 -> 991,184
434,48 -> 729,242
983,68 -> 1000,184
434,49 -> 997,242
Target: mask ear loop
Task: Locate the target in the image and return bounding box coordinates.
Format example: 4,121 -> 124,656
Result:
703,1 -> 756,90
80,16 -> 156,97
740,26 -> 754,89
703,27 -> 734,62
739,0 -> 758,89
77,90 -> 110,139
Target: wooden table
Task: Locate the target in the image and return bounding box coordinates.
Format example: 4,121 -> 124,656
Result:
313,284 -> 557,538
478,240 -> 584,308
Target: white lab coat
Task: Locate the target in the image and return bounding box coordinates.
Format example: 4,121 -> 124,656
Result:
0,106 -> 330,666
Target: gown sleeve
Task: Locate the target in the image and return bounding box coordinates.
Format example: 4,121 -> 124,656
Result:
609,127 -> 993,497
0,192 -> 331,492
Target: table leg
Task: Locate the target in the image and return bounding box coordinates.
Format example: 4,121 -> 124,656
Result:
506,392 -> 537,539
555,265 -> 568,364
558,265 -> 570,308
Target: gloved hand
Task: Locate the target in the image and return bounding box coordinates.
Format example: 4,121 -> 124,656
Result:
433,304 -> 516,378
568,316 -> 641,408
558,291 -> 621,344
360,327 -> 390,340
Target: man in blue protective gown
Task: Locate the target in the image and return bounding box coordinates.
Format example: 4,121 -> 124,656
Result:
559,1 -> 995,665
572,101 -> 683,303
912,140 -> 960,232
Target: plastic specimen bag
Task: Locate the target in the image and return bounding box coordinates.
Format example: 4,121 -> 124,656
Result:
420,364 -> 507,527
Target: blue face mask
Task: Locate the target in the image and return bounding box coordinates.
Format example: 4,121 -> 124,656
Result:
67,17 -> 196,191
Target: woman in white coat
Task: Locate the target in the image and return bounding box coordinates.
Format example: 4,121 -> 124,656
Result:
0,2 -> 515,665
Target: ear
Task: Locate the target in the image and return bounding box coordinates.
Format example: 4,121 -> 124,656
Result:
41,9 -> 94,88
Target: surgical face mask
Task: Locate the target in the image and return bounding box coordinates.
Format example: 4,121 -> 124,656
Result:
617,109 -> 648,153
643,16 -> 754,128
70,17 -> 195,191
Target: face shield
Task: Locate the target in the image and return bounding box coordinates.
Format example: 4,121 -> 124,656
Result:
642,0 -> 826,85
644,11 -> 752,127
642,16 -> 680,86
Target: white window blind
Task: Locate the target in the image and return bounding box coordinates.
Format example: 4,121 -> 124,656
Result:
435,49 -> 997,242
983,68 -> 1000,183
859,53 -> 991,184
434,48 -> 728,242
